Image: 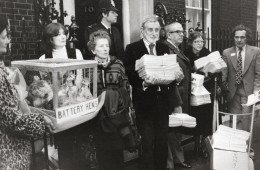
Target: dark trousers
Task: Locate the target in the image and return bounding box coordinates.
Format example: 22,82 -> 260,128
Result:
55,128 -> 76,170
96,148 -> 124,170
136,94 -> 169,170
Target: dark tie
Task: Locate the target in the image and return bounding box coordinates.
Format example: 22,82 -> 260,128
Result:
235,48 -> 243,85
107,28 -> 111,35
149,43 -> 155,55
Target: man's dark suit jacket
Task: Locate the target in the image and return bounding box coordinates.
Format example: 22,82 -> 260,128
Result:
84,22 -> 124,60
163,40 -> 191,114
123,39 -> 182,118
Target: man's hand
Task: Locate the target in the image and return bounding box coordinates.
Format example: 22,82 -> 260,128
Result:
44,116 -> 55,133
173,106 -> 182,113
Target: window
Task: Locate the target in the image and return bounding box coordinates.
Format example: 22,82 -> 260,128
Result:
185,0 -> 211,49
257,0 -> 260,33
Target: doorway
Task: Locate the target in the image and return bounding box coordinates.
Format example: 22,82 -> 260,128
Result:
75,0 -> 123,53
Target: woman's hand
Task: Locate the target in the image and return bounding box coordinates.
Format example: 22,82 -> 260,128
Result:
43,116 -> 55,133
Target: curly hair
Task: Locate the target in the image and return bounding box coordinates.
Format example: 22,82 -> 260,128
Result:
87,30 -> 111,52
41,23 -> 68,54
232,24 -> 252,40
187,31 -> 205,46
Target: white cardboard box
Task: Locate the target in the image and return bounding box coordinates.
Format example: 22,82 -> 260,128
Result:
205,137 -> 252,170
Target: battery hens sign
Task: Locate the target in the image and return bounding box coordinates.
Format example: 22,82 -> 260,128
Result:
55,98 -> 98,123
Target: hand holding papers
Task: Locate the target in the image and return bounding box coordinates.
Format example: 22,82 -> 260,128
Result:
242,90 -> 260,107
135,54 -> 181,85
190,73 -> 211,106
194,51 -> 227,74
169,113 -> 196,128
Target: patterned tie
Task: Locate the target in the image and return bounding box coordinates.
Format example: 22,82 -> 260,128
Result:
235,48 -> 243,85
149,43 -> 155,55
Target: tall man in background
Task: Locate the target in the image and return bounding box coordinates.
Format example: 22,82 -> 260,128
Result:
84,0 -> 124,60
123,15 -> 183,170
222,24 -> 260,170
222,24 -> 260,130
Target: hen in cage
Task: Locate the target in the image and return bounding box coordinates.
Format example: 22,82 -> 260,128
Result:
11,59 -> 99,129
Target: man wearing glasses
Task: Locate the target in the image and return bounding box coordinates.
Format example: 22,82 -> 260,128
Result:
163,22 -> 192,170
123,16 -> 183,170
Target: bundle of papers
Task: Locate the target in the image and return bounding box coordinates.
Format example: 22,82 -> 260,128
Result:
190,93 -> 211,106
202,58 -> 227,74
190,73 -> 211,106
169,113 -> 196,128
217,125 -> 250,141
191,73 -> 205,94
194,51 -> 222,70
212,125 -> 250,152
135,54 -> 181,85
212,132 -> 248,152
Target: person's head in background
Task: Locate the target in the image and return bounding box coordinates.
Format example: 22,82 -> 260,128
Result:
98,0 -> 118,26
232,24 -> 252,49
87,30 -> 111,62
0,16 -> 11,55
42,23 -> 68,53
187,31 -> 205,54
164,22 -> 184,47
141,15 -> 161,44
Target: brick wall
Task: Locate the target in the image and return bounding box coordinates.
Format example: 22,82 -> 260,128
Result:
212,0 -> 257,35
0,0 -> 39,63
154,0 -> 185,14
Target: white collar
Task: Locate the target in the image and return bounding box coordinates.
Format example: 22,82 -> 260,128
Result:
167,39 -> 179,49
236,45 -> 246,51
143,39 -> 156,47
101,22 -> 111,30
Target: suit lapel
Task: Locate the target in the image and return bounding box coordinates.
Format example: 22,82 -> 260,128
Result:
139,40 -> 149,55
164,41 -> 189,62
243,45 -> 254,75
230,47 -> 238,71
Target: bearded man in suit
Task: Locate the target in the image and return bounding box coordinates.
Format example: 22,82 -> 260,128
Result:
222,24 -> 260,130
123,15 -> 183,170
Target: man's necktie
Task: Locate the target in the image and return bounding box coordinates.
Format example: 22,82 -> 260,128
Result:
107,28 -> 111,35
149,43 -> 155,55
235,48 -> 243,85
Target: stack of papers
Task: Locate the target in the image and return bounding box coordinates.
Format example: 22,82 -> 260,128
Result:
217,125 -> 250,141
190,73 -> 211,106
194,51 -> 222,70
202,58 -> 227,74
212,125 -> 250,152
135,54 -> 181,85
169,113 -> 196,128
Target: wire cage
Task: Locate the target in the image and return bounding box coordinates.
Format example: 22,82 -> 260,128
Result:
11,59 -> 102,133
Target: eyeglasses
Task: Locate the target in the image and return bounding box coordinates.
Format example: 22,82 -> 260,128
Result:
234,36 -> 246,40
193,40 -> 204,44
169,30 -> 184,35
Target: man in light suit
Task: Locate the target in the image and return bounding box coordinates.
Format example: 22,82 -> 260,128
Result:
123,15 -> 183,170
163,22 -> 192,170
222,24 -> 260,130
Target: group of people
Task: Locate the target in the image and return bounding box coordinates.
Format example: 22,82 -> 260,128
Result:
1,0 -> 260,169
